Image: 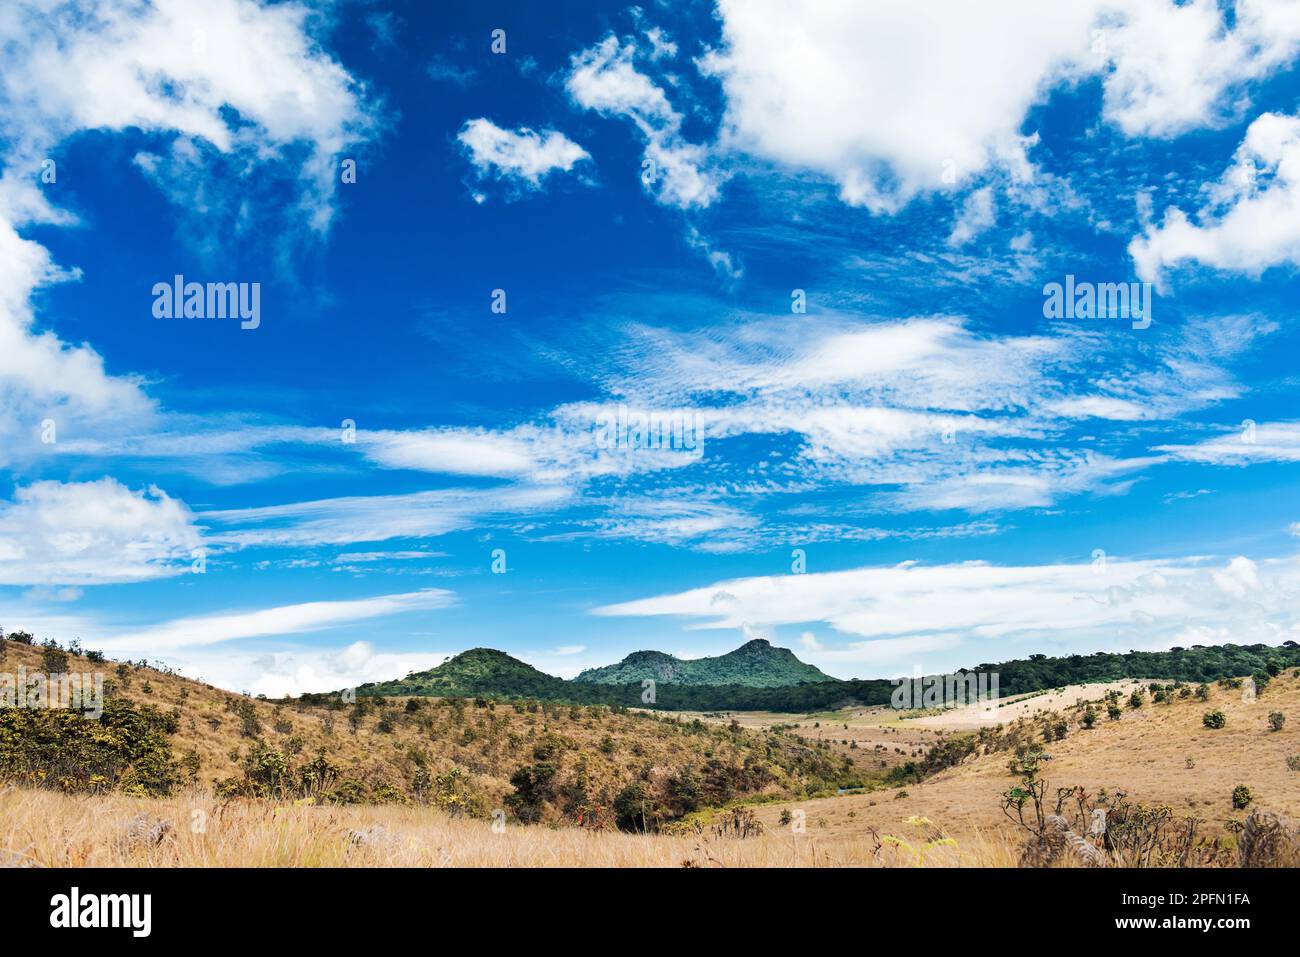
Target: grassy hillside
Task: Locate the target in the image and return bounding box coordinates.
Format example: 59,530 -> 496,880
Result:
0,636 -> 857,830
5,667 -> 1297,867
574,638 -> 832,687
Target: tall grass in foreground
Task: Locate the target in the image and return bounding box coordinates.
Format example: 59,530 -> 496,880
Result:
0,786 -> 1021,868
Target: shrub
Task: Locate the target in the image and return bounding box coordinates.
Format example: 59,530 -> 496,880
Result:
506,761 -> 557,824
1195,683 -> 1210,701
1081,706 -> 1097,729
1232,785 -> 1253,810
1128,690 -> 1144,709
7,630 -> 34,645
0,697 -> 179,796
1203,710 -> 1227,730
1268,712 -> 1285,732
39,640 -> 69,675
613,781 -> 652,832
236,699 -> 261,738
1287,755 -> 1300,772
1107,704 -> 1122,721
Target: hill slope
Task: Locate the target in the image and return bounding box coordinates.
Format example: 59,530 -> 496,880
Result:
574,638 -> 833,687
356,648 -> 572,699
0,637 -> 854,828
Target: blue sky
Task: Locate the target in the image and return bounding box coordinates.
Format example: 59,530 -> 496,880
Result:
3,0 -> 1300,695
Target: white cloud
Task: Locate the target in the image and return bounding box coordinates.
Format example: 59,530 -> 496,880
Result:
1130,111 -> 1300,284
152,640 -> 453,698
0,0 -> 375,463
594,552 -> 1300,676
1099,0 -> 1300,138
202,484 -> 572,548
704,0 -> 1105,212
566,34 -> 722,208
0,0 -> 372,231
362,427 -> 538,476
948,186 -> 997,246
0,479 -> 200,586
457,118 -> 590,191
1158,421 -> 1300,465
705,0 -> 1300,216
99,589 -> 456,654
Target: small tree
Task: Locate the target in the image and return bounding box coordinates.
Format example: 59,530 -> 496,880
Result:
1203,709 -> 1227,730
1268,712 -> 1285,732
1195,683 -> 1210,701
1128,689 -> 1144,710
1081,706 -> 1097,729
1232,784 -> 1253,810
40,640 -> 69,675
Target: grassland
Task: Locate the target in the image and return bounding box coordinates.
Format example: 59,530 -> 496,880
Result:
2,636 -> 1298,867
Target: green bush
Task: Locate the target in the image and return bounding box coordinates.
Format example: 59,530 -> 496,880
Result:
505,761 -> 557,824
39,640 -> 69,675
613,780 -> 652,832
1232,784 -> 1253,810
1203,709 -> 1227,730
1268,712 -> 1285,732
0,697 -> 179,796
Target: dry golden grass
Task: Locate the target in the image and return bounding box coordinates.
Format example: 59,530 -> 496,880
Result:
749,672 -> 1300,848
0,785 -> 1021,867
4,637 -> 1298,867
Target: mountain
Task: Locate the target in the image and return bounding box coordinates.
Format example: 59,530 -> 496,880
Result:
573,638 -> 833,688
356,648 -> 572,699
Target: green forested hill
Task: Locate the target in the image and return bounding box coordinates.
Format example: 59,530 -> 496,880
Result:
573,639 -> 833,687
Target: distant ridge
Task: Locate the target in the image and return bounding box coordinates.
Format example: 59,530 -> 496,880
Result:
348,641 -> 1300,715
573,638 -> 833,687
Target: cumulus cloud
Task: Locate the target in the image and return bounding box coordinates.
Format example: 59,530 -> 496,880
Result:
703,0 -> 1300,216
142,640 -> 454,698
1099,0 -> 1300,137
703,0 -> 1103,212
0,479 -> 200,586
457,118 -> 590,192
1130,111 -> 1300,284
